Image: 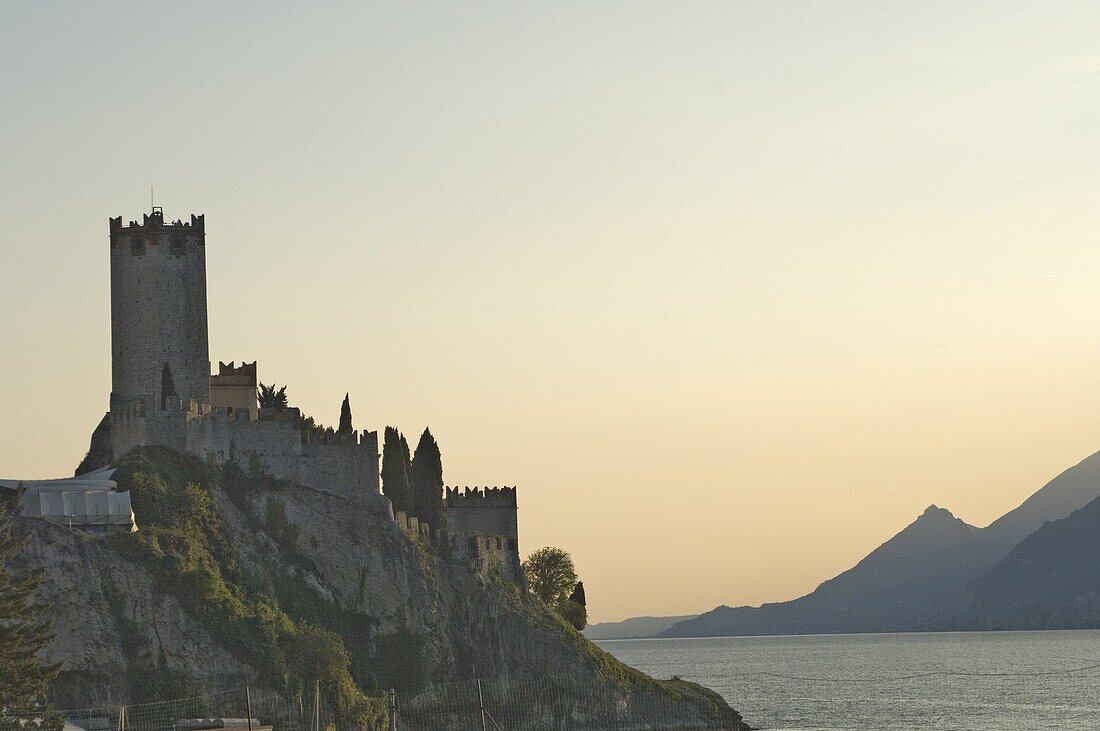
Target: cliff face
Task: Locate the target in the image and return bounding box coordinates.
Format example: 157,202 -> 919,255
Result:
14,447 -> 743,729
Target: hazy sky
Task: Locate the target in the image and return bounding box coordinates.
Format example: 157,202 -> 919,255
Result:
3,2 -> 1100,622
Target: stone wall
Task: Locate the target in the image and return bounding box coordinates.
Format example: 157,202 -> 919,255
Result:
445,486 -> 518,542
210,361 -> 258,419
109,400 -> 386,513
445,486 -> 522,583
109,211 -> 210,407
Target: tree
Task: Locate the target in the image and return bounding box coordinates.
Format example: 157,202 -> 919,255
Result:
569,581 -> 586,609
0,491 -> 60,714
409,428 -> 444,530
381,427 -> 412,514
522,547 -> 578,606
160,362 -> 177,410
337,393 -> 353,436
557,581 -> 588,630
257,383 -> 288,411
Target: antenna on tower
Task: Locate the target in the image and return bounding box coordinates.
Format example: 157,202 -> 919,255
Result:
150,185 -> 154,212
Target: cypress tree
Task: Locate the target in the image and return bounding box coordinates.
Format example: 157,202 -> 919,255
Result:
0,492 -> 60,713
160,362 -> 177,410
380,427 -> 412,514
399,433 -> 412,474
569,581 -> 586,609
337,393 -> 353,437
409,427 -> 444,530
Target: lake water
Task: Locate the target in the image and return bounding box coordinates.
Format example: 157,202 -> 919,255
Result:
596,631 -> 1100,729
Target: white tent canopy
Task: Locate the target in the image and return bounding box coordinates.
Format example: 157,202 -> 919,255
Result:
0,467 -> 137,532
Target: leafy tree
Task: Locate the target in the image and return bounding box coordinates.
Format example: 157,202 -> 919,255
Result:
381,427 -> 412,514
257,383 -> 288,411
287,623 -> 381,728
409,428 -> 444,530
337,393 -> 353,437
557,581 -> 588,631
0,491 -> 60,715
522,547 -> 578,606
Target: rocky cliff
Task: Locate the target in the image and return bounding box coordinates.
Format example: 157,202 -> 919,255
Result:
13,447 -> 744,729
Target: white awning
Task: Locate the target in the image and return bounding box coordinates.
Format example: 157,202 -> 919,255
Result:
0,467 -> 136,532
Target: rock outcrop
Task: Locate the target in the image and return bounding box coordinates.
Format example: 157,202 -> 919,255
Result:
13,447 -> 744,729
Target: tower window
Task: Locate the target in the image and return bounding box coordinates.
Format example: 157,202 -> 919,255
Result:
170,236 -> 185,256
130,238 -> 146,256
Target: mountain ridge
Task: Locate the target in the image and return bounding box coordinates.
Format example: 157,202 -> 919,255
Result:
661,451 -> 1100,638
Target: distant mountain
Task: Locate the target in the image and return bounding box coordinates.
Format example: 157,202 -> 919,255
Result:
584,615 -> 698,640
661,451 -> 1100,638
972,493 -> 1100,629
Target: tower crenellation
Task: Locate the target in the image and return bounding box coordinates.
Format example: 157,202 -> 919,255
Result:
109,208 -> 210,409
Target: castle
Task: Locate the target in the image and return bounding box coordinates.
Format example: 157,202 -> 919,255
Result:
91,208 -> 520,575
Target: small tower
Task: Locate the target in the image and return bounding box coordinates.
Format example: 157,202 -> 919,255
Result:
108,208 -> 210,408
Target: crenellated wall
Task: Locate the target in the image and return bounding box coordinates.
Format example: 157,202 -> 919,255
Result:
445,486 -> 522,583
445,486 -> 518,542
109,401 -> 386,513
109,210 -> 210,408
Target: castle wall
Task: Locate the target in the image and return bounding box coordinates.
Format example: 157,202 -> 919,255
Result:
105,209 -> 387,519
445,486 -> 519,542
210,361 -> 258,419
109,404 -> 386,515
109,213 -> 210,407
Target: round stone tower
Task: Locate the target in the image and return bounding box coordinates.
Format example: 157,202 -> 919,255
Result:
108,208 -> 210,408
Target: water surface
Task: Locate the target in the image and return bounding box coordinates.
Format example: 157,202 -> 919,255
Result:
597,630 -> 1100,729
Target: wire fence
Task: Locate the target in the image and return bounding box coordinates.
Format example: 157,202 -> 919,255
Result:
6,677 -> 742,731
394,676 -> 741,730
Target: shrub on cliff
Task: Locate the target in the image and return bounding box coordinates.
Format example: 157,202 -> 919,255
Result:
523,546 -> 578,605
0,491 -> 61,730
557,581 -> 588,631
111,448 -> 385,727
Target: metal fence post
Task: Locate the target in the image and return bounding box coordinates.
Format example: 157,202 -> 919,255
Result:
246,686 -> 253,731
389,688 -> 397,731
313,680 -> 321,731
476,678 -> 488,731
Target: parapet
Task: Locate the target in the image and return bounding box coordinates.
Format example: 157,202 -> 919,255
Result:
211,361 -> 258,387
109,209 -> 205,246
216,361 -> 257,377
444,485 -> 518,507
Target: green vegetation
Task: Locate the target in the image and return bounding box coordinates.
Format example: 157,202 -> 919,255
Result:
257,383 -> 288,410
0,491 -> 61,731
160,362 -> 177,409
523,546 -> 578,605
337,393 -> 353,436
372,630 -> 429,694
111,448 -> 386,729
523,547 -> 589,630
263,497 -> 300,549
409,428 -> 444,529
557,581 -> 587,631
380,427 -> 412,514
488,567 -> 731,718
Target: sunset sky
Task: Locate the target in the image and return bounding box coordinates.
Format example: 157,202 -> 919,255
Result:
3,2 -> 1100,622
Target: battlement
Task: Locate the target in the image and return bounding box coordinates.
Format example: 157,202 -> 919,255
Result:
213,361 -> 257,383
445,485 -> 518,507
109,208 -> 205,235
